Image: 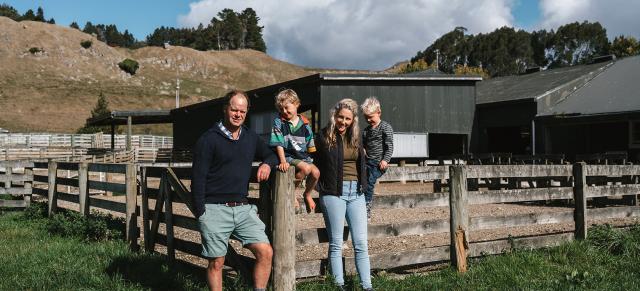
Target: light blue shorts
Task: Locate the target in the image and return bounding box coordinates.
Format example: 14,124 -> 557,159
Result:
198,204 -> 269,258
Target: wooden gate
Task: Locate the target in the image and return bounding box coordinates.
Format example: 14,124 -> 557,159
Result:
0,160 -> 33,208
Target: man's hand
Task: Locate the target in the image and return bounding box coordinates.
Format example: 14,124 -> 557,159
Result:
277,162 -> 290,172
256,164 -> 271,182
379,160 -> 389,170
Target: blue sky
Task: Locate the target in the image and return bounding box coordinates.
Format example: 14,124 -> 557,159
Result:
3,0 -> 639,70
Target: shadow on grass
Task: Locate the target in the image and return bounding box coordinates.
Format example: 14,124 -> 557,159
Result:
106,254 -> 248,291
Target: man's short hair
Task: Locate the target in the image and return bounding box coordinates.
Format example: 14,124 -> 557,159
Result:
274,88 -> 300,108
223,90 -> 250,108
361,96 -> 381,114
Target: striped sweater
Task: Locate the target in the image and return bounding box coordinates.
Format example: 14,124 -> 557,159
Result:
362,120 -> 394,163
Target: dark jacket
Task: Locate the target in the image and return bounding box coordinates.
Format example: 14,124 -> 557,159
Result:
191,124 -> 277,217
314,127 -> 368,196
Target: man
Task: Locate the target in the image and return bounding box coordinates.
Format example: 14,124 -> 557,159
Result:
192,90 -> 278,291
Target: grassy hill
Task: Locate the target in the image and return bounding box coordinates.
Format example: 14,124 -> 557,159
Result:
0,17 -> 313,134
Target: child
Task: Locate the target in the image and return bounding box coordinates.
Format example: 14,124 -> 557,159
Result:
361,97 -> 394,219
270,89 -> 320,213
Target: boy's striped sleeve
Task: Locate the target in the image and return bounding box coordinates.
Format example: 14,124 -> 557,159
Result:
269,118 -> 285,147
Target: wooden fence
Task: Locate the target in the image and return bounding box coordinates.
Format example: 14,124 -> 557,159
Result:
23,161 -> 640,290
0,133 -> 172,149
0,160 -> 33,208
0,148 -> 181,163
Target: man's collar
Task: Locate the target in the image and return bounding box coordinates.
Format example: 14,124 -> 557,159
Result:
217,121 -> 242,140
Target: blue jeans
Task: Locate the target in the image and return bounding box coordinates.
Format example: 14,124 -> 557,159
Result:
320,181 -> 372,289
364,159 -> 385,204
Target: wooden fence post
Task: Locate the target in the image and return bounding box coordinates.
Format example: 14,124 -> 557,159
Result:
78,162 -> 89,216
47,160 -> 58,216
24,166 -> 33,207
164,176 -> 175,263
125,163 -> 139,250
573,162 -> 587,240
140,167 -> 151,252
449,165 -> 469,273
271,168 -> 296,291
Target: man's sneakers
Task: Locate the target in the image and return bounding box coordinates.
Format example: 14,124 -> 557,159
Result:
366,202 -> 372,220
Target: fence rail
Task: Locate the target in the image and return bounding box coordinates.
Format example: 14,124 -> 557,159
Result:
23,161 -> 640,290
0,160 -> 34,208
0,133 -> 172,149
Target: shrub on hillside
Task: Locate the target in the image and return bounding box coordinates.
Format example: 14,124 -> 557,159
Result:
28,47 -> 43,54
80,40 -> 92,49
118,58 -> 139,75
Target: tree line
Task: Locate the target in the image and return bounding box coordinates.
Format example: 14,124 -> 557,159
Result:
409,21 -> 640,77
0,4 -> 55,24
1,3 -> 266,52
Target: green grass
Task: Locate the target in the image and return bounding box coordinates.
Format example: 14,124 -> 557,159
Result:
3,204 -> 640,290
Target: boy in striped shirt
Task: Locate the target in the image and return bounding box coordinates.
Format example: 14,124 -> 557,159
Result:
270,89 -> 320,213
361,97 -> 394,219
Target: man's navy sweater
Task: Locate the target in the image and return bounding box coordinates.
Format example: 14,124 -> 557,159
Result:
191,124 -> 277,217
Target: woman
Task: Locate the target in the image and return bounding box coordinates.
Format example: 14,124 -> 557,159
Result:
314,98 -> 373,290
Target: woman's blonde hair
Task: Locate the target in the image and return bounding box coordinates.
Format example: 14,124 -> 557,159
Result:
324,98 -> 360,148
274,88 -> 300,108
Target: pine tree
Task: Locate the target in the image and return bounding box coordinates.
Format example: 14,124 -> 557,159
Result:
0,4 -> 20,20
70,21 -> 80,30
240,8 -> 266,52
77,93 -> 111,134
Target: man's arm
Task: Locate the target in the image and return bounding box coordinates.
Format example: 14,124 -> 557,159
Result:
255,135 -> 278,181
192,135 -> 213,218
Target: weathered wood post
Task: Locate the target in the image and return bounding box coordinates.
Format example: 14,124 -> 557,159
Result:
78,162 -> 90,216
47,160 -> 58,216
140,167 -> 151,252
125,163 -> 139,250
164,174 -> 175,262
271,167 -> 296,291
24,165 -> 33,207
449,165 -> 469,272
573,162 -> 587,240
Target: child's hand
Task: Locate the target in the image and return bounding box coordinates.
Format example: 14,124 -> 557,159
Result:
379,160 -> 389,170
278,162 -> 290,172
304,195 -> 316,213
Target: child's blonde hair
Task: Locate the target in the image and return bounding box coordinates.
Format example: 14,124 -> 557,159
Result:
275,89 -> 300,108
361,96 -> 381,114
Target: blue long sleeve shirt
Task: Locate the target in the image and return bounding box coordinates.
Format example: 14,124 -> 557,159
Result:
191,123 -> 277,217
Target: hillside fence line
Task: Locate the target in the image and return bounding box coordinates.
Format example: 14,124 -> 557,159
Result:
1,160 -> 639,290
0,133 -> 172,149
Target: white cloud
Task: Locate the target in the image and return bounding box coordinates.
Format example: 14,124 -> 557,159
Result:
539,0 -> 640,39
178,0 -> 515,70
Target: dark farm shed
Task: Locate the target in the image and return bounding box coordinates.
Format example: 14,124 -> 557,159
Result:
537,55 -> 640,161
171,73 -> 481,159
474,59 -> 613,155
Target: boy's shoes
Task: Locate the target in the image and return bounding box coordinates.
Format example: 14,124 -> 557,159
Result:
366,202 -> 372,220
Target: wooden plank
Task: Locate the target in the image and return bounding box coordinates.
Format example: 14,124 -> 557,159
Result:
378,165 -> 449,182
297,218 -> 450,245
466,165 -> 572,179
573,163 -> 587,240
0,200 -> 27,207
56,162 -> 79,171
374,192 -> 448,209
449,165 -> 469,272
125,164 -> 139,250
48,161 -> 58,216
586,184 -> 640,198
0,174 -> 34,183
588,206 -> 640,220
87,180 -> 126,193
88,163 -> 127,174
272,168 -> 296,291
78,162 -> 89,216
148,177 -> 166,252
296,232 -> 574,278
585,165 -> 640,177
165,168 -> 196,214
0,187 -> 32,195
165,183 -> 175,262
470,210 -> 574,230
0,160 -> 35,168
469,187 -> 574,205
145,166 -> 192,179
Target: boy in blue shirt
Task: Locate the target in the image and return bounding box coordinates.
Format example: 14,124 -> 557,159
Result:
270,89 -> 320,213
